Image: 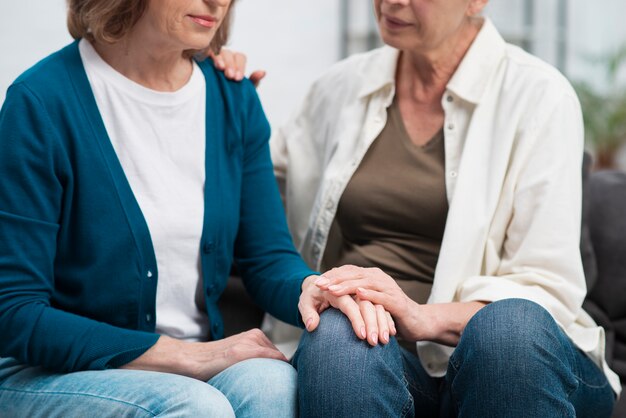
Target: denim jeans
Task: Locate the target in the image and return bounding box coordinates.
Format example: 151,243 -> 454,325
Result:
293,299 -> 616,417
0,357 -> 297,417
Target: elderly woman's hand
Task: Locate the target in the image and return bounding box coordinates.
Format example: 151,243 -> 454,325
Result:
315,265 -> 427,342
209,49 -> 266,87
299,275 -> 397,346
121,330 -> 288,382
316,265 -> 489,346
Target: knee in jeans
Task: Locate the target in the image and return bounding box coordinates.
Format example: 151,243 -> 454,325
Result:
156,380 -> 235,418
456,299 -> 556,365
241,358 -> 297,403
298,309 -> 366,357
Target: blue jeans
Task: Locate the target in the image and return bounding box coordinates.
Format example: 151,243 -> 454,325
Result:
0,357 -> 297,417
293,299 -> 616,417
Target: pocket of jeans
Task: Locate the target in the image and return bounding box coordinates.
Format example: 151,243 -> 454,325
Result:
573,350 -> 610,390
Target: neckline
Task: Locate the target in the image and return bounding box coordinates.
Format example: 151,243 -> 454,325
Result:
78,39 -> 203,107
389,97 -> 444,152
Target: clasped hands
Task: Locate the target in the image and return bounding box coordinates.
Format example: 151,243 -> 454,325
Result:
299,265 -> 422,346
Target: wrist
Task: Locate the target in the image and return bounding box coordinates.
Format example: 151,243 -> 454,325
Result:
301,274 -> 320,293
406,300 -> 435,341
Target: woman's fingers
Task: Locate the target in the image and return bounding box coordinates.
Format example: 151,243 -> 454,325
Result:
325,279 -> 381,296
249,70 -> 266,88
203,49 -> 266,86
314,274 -> 361,289
298,296 -> 322,332
333,295 -> 367,341
386,311 -> 397,336
225,330 -> 289,363
356,287 -> 396,314
233,52 -> 247,81
320,265 -> 363,283
376,304 -> 391,344
358,299 -> 379,346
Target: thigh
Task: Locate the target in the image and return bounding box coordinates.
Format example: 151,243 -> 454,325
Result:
443,299 -> 615,418
293,308 -> 439,418
0,358 -> 235,418
568,348 -> 616,418
399,347 -> 441,417
208,358 -> 297,418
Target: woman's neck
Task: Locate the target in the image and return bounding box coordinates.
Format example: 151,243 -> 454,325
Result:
91,26 -> 192,92
398,17 -> 483,103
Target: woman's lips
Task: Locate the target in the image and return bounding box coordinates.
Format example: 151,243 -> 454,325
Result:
188,15 -> 217,28
383,15 -> 412,30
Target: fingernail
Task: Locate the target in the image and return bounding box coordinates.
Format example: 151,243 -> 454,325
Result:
360,327 -> 366,339
383,331 -> 389,342
315,277 -> 329,286
371,333 -> 378,345
236,71 -> 243,80
305,318 -> 313,330
328,285 -> 341,292
226,68 -> 235,78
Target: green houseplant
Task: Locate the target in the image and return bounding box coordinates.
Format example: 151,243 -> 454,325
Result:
574,46 -> 626,169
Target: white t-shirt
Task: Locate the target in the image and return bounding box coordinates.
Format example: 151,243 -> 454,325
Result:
79,39 -> 209,341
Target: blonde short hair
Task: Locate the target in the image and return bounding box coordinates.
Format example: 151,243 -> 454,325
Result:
67,0 -> 234,54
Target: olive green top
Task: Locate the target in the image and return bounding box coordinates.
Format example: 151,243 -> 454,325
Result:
324,97 -> 448,305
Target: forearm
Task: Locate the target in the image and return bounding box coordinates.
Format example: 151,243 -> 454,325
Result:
121,329 -> 289,382
121,336 -> 189,375
120,336 -> 225,381
409,301 -> 488,346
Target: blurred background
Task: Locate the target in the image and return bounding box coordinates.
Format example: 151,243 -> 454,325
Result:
1,0 -> 626,168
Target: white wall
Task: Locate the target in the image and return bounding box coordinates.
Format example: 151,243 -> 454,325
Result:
0,1 -> 340,129
486,0 -> 626,89
3,1 -> 626,130
229,0 -> 340,127
0,0 -> 71,104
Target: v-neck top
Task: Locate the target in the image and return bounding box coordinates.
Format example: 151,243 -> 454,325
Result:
330,97 -> 448,303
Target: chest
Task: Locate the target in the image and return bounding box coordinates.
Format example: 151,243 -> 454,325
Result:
397,96 -> 445,147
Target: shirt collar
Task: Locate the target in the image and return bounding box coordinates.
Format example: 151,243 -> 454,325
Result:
446,18 -> 506,105
357,45 -> 400,99
357,18 -> 506,105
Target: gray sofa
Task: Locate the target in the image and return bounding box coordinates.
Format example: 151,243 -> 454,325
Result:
581,157 -> 626,417
219,156 -> 626,416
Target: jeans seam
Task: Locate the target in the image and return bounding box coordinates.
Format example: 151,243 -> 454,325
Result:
400,374 -> 414,417
446,358 -> 464,414
572,375 -> 611,390
404,372 -> 438,403
0,387 -> 157,417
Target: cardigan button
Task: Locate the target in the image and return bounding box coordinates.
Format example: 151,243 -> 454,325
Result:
146,270 -> 153,279
203,242 -> 215,254
145,313 -> 152,323
206,284 -> 216,295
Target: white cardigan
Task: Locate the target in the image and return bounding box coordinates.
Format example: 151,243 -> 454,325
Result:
271,19 -> 620,394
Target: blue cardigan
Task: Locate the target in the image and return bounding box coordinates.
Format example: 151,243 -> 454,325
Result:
0,42 -> 315,372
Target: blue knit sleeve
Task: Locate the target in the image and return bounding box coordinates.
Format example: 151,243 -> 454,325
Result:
0,83 -> 159,372
233,80 -> 318,327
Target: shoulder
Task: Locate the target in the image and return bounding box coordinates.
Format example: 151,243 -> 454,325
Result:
195,58 -> 269,147
8,42 -> 80,105
309,46 -> 396,99
500,43 -> 579,107
196,58 -> 259,106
